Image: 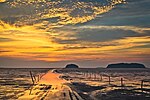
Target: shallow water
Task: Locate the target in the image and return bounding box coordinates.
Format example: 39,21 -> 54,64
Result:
59,68 -> 150,100
0,68 -> 150,99
0,68 -> 50,99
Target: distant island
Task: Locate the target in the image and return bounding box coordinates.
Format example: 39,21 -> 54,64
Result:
107,63 -> 146,68
65,64 -> 79,68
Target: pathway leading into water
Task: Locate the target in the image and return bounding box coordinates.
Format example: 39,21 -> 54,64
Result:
18,70 -> 83,100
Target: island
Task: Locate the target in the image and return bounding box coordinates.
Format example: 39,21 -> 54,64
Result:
65,64 -> 79,68
107,63 -> 146,68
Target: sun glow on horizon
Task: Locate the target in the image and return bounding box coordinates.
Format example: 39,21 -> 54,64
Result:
0,0 -> 150,67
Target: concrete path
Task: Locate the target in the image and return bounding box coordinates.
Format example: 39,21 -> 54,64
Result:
18,70 -> 83,100
39,70 -> 67,85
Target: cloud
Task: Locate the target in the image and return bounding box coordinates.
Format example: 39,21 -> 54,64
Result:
0,0 -> 126,26
0,20 -> 150,65
51,25 -> 150,45
0,37 -> 14,42
0,50 -> 11,53
0,0 -> 6,3
83,0 -> 150,26
77,25 -> 150,34
0,0 -> 150,67
0,56 -> 51,67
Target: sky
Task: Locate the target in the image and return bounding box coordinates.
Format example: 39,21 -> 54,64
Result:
0,0 -> 150,68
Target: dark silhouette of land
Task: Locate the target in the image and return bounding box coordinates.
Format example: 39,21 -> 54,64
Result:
107,63 -> 146,68
65,64 -> 79,68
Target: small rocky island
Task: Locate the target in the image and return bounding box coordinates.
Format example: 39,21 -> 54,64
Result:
107,63 -> 146,68
65,64 -> 79,68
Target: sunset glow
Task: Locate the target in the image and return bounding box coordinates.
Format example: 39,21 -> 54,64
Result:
0,0 -> 150,67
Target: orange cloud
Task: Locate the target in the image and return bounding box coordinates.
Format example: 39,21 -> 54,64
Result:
1,0 -> 149,65
0,0 -> 6,3
0,19 -> 150,63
